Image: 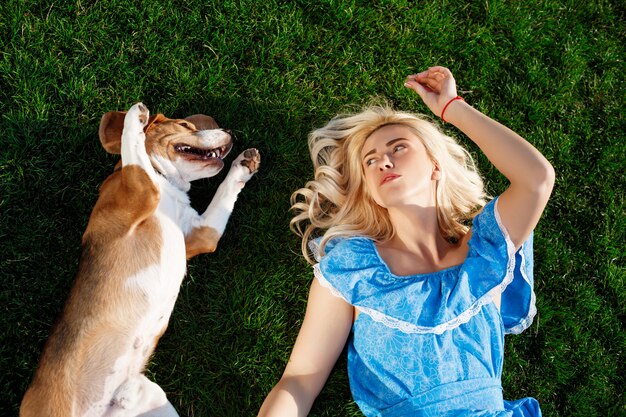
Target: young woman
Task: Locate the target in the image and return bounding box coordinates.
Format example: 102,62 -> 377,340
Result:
258,66 -> 554,417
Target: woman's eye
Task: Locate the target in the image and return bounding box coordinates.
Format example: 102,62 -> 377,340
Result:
393,144 -> 406,153
366,158 -> 376,166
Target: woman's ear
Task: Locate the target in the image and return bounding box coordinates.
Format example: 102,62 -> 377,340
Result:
431,161 -> 441,180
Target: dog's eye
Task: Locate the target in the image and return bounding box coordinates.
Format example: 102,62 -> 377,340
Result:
178,122 -> 191,129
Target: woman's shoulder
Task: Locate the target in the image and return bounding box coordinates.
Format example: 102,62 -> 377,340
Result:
311,235 -> 389,306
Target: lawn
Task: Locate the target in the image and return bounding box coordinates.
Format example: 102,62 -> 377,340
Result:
1,0 -> 624,416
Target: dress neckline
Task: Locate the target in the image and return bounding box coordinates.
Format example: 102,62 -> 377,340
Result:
368,238 -> 467,280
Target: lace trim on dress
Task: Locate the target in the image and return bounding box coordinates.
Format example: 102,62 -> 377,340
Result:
358,300 -> 498,335
309,240 -> 322,263
313,263 -> 348,301
505,242 -> 537,334
492,199 -> 517,296
314,261 -> 516,335
493,199 -> 537,335
506,291 -> 537,335
314,267 -> 506,334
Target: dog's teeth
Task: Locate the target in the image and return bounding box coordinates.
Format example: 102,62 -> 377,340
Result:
175,143 -> 225,159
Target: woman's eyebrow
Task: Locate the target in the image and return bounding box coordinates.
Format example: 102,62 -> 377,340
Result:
362,138 -> 407,159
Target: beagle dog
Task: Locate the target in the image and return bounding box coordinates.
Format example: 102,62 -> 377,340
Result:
20,103 -> 260,417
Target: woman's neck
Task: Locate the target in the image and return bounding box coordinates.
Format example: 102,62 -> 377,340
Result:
386,205 -> 450,260
376,204 -> 465,276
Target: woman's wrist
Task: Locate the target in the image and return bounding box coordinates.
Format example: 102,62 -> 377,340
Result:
440,96 -> 464,122
439,98 -> 471,126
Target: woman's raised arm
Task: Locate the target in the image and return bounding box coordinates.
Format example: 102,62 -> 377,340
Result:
405,66 -> 555,248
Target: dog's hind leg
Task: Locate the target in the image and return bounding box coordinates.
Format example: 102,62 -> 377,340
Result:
109,375 -> 179,417
133,376 -> 179,417
184,148 -> 260,258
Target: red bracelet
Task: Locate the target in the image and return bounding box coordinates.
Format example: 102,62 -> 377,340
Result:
440,96 -> 464,123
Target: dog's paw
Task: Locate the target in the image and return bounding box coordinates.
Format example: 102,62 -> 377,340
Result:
240,148 -> 260,174
124,102 -> 150,135
228,148 -> 260,187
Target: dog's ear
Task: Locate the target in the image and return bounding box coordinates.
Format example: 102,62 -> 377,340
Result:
99,112 -> 167,154
99,111 -> 126,154
145,113 -> 168,131
184,114 -> 219,130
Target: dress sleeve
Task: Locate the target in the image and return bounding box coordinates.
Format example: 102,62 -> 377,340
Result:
308,237 -> 380,303
471,197 -> 537,334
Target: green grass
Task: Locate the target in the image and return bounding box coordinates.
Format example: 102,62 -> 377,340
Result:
1,0 -> 624,415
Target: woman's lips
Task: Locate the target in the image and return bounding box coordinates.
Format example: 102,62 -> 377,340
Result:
380,174 -> 400,185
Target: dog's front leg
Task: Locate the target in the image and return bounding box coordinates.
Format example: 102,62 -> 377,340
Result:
121,103 -> 159,181
185,148 -> 260,258
88,103 -> 161,235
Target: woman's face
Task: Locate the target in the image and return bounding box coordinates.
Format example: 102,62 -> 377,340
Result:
360,124 -> 439,209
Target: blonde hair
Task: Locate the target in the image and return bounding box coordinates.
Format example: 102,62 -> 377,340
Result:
291,104 -> 488,264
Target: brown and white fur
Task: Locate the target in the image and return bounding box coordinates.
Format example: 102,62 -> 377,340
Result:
20,103 -> 260,417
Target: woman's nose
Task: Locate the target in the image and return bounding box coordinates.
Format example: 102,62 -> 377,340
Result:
378,154 -> 393,170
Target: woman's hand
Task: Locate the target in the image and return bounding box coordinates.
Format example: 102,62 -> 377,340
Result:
404,66 -> 458,118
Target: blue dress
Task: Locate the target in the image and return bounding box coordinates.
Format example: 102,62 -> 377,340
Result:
310,197 -> 541,417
